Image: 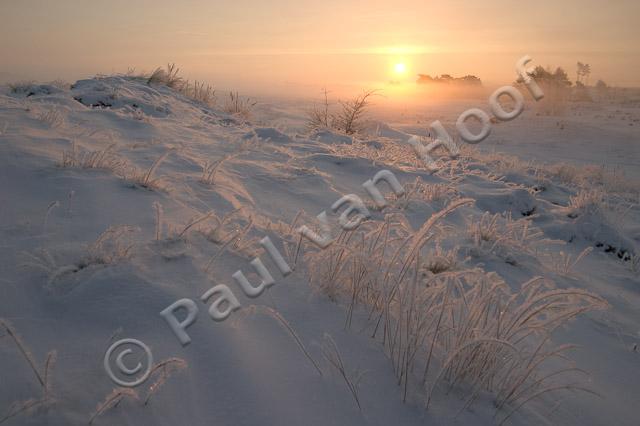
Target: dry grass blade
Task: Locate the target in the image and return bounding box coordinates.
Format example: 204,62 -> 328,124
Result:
497,383 -> 601,425
86,225 -> 139,265
153,201 -> 163,241
0,319 -> 44,386
321,334 -> 363,410
426,338 -> 519,409
401,198 -> 474,276
88,388 -> 138,425
0,398 -> 49,424
144,358 -> 188,405
43,201 -> 60,230
205,217 -> 253,271
244,305 -> 323,377
139,150 -> 172,188
43,350 -> 57,399
178,211 -> 215,238
0,321 -> 57,424
551,247 -> 593,276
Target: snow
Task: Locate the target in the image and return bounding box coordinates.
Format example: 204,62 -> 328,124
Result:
0,76 -> 638,425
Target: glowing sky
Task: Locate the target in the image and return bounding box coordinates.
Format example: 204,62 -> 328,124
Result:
1,0 -> 638,94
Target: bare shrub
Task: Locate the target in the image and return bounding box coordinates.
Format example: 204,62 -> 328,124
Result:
333,90 -> 376,135
307,87 -> 331,129
306,89 -> 377,136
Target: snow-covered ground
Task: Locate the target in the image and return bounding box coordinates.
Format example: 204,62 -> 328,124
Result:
0,76 -> 638,426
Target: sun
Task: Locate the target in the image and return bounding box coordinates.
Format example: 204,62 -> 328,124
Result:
394,63 -> 407,74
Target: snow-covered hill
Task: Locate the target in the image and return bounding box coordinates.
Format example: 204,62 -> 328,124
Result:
0,76 -> 638,426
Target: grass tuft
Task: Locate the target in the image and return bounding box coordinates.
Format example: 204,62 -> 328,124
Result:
303,201 -> 608,417
222,91 -> 256,118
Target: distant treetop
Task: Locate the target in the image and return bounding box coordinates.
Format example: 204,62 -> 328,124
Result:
515,66 -> 572,87
417,73 -> 482,86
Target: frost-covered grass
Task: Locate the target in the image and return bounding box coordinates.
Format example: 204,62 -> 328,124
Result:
304,201 -> 608,420
567,189 -> 605,217
222,91 -> 256,118
0,320 -> 56,424
548,247 -> 593,276
36,108 -> 65,128
22,225 -> 138,287
129,151 -> 172,191
467,212 -> 553,258
60,141 -> 126,173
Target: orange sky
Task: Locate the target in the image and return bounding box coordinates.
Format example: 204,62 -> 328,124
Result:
1,0 -> 638,96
